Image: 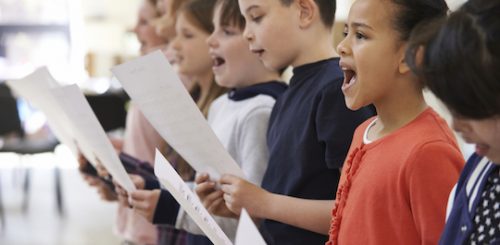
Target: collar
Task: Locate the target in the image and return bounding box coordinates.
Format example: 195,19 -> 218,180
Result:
228,81 -> 287,101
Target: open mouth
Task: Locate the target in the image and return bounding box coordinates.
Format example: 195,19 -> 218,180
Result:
251,49 -> 265,57
342,68 -> 357,90
212,56 -> 226,68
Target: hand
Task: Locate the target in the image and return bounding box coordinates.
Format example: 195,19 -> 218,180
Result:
108,137 -> 124,153
96,180 -> 118,201
130,189 -> 161,222
195,173 -> 237,218
95,163 -> 109,178
219,174 -> 270,217
83,174 -> 117,201
130,174 -> 146,190
114,181 -> 130,206
77,152 -> 88,169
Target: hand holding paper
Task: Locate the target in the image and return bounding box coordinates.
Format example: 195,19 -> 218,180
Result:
49,84 -> 136,192
154,149 -> 233,245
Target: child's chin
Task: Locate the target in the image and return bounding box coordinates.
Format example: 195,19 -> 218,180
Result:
345,99 -> 362,111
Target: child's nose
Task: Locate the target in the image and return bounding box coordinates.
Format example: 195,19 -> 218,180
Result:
206,33 -> 217,47
337,40 -> 350,56
243,26 -> 254,42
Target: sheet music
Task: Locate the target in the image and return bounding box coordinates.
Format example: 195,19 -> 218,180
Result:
112,51 -> 244,180
49,84 -> 136,192
7,67 -> 83,155
235,209 -> 267,245
154,149 -> 233,245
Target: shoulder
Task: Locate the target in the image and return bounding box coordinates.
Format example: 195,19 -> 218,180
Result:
238,95 -> 276,121
405,140 -> 464,177
354,117 -> 376,140
400,108 -> 459,150
317,59 -> 344,93
456,154 -> 492,192
210,93 -> 228,108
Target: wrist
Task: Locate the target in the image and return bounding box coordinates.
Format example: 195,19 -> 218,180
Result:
254,190 -> 273,219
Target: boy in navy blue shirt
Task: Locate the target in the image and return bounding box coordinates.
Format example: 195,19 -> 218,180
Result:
195,0 -> 375,244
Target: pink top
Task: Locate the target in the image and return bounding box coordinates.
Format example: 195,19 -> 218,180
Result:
116,104 -> 164,244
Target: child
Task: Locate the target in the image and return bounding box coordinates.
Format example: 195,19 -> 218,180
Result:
406,0 -> 500,243
196,0 -> 375,244
129,0 -> 226,244
325,0 -> 465,244
130,0 -> 286,243
85,0 -> 167,244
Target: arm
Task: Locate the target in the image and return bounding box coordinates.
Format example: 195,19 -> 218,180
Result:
407,142 -> 463,245
219,174 -> 334,235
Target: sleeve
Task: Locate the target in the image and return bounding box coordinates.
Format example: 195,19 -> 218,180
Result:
236,105 -> 273,185
405,141 -> 464,245
152,189 -> 181,225
316,81 -> 374,169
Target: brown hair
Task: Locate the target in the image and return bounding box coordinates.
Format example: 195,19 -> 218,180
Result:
178,0 -> 217,34
217,0 -> 245,30
155,0 -> 186,39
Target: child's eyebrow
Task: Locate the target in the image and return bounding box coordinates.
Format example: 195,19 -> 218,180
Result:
244,5 -> 259,14
351,22 -> 374,30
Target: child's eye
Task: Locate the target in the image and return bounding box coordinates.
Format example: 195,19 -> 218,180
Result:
251,15 -> 263,23
343,26 -> 348,37
355,32 -> 367,40
222,28 -> 235,36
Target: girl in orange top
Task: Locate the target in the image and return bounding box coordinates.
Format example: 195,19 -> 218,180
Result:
327,0 -> 465,244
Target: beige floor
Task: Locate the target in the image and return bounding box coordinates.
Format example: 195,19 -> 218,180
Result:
0,147 -> 122,245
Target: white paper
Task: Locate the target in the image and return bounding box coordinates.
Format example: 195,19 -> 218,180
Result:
49,84 -> 136,192
7,68 -> 106,167
112,51 -> 244,180
235,209 -> 267,245
7,67 -> 82,155
154,149 -> 233,245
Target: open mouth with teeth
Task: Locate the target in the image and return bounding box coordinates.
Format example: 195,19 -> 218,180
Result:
342,69 -> 357,91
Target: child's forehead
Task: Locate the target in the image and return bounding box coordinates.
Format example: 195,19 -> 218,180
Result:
238,0 -> 290,12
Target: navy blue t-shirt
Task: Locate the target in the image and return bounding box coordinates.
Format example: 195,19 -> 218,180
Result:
261,58 -> 375,244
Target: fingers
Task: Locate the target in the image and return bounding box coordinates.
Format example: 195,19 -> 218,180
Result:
223,193 -> 232,204
207,197 -> 225,214
195,181 -> 216,197
85,176 -> 100,186
195,172 -> 210,184
130,191 -> 152,210
219,174 -> 239,185
115,184 -> 128,198
129,174 -> 145,190
202,190 -> 223,208
220,183 -> 236,195
129,190 -> 160,222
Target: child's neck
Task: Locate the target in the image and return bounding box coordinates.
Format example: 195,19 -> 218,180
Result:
234,73 -> 281,89
368,87 -> 428,141
195,70 -> 214,99
292,28 -> 338,68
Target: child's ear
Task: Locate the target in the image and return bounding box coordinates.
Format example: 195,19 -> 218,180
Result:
398,44 -> 411,74
296,0 -> 317,29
